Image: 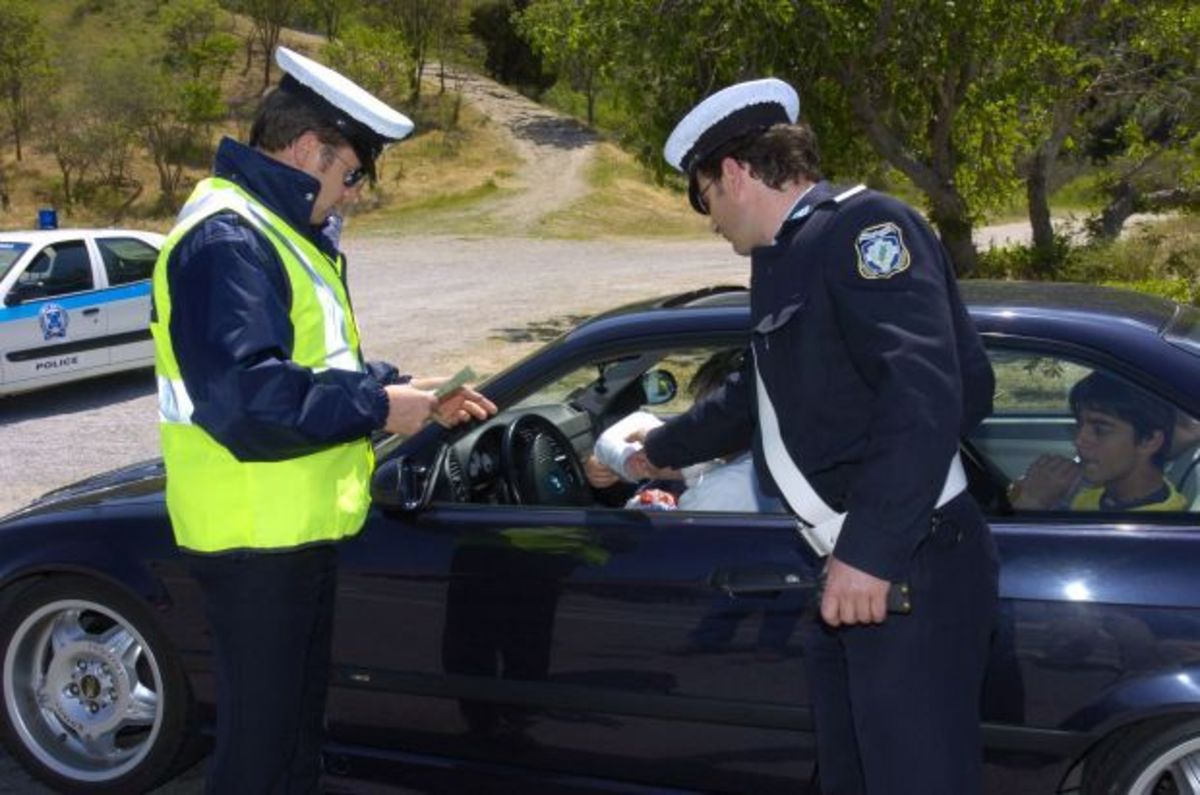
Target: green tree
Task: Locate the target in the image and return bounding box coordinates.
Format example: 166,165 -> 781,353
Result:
229,0 -> 298,89
364,0 -> 461,101
322,23 -> 413,109
38,80 -> 96,208
1082,1 -> 1200,242
777,0 -> 1052,274
599,0 -> 797,170
517,0 -> 621,126
470,0 -> 556,92
0,0 -> 53,162
161,0 -> 239,80
305,0 -> 356,39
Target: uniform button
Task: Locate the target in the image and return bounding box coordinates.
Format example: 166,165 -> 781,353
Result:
305,193 -> 315,202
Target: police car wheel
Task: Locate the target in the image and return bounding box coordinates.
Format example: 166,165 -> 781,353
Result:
0,576 -> 197,793
1081,715 -> 1200,794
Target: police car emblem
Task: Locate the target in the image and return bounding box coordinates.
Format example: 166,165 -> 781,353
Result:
39,303 -> 69,341
855,222 -> 910,280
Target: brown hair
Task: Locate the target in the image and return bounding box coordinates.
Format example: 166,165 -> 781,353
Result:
693,122 -> 823,188
249,88 -> 349,154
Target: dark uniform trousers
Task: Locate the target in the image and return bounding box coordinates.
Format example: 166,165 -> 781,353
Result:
801,493 -> 998,795
189,544 -> 338,795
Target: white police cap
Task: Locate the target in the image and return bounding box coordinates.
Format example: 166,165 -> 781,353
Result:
275,46 -> 414,176
663,78 -> 799,213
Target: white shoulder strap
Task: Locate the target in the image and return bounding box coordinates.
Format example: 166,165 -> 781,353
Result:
753,351 -> 966,557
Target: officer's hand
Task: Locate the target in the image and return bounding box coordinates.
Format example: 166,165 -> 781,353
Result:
432,386 -> 497,428
623,448 -> 681,481
584,455 -> 620,488
820,556 -> 889,627
383,384 -> 437,436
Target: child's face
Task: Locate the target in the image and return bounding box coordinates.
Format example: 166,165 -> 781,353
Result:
1073,408 -> 1154,486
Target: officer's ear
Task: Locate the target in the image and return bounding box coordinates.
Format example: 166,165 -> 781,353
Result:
720,156 -> 753,198
284,131 -> 323,172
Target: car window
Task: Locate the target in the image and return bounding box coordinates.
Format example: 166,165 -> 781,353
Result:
0,241 -> 29,281
970,348 -> 1199,516
507,345 -> 781,514
97,237 -> 158,286
17,241 -> 93,298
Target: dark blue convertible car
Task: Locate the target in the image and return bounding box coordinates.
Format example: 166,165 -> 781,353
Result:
1,281 -> 1198,794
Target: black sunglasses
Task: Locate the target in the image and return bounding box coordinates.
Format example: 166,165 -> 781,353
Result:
327,147 -> 367,188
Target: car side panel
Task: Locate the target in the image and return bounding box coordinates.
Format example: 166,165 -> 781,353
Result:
985,521 -> 1200,736
0,243 -> 110,392
331,504 -> 820,794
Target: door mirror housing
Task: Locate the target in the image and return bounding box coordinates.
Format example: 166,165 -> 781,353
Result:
371,452 -> 439,512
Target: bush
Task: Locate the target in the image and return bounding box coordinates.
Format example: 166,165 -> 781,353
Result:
1101,278 -> 1199,305
975,232 -> 1078,281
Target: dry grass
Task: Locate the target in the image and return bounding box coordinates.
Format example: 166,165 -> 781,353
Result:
534,143 -> 709,239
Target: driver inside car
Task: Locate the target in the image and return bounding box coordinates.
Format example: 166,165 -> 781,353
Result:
584,348 -> 782,513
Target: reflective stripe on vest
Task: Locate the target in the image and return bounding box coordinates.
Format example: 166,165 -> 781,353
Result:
151,178 -> 373,553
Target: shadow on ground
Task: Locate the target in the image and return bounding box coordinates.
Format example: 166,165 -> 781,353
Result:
511,117 -> 599,150
489,314 -> 591,344
0,369 -> 155,423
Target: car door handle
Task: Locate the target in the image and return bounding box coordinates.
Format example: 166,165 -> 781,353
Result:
82,308 -> 100,316
708,565 -> 815,596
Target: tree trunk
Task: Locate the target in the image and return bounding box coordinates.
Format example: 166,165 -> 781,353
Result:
1026,150 -> 1056,255
929,204 -> 978,276
848,91 -> 979,274
1092,180 -> 1136,242
262,42 -> 273,90
242,36 -> 254,76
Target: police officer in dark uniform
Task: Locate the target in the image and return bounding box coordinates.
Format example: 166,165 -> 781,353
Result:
627,79 -> 998,793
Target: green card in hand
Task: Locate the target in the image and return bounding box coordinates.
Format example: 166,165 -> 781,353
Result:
434,366 -> 478,400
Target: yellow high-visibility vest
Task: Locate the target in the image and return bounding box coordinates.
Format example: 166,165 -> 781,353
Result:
151,178 -> 373,553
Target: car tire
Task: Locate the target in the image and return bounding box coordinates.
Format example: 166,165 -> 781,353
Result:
0,575 -> 197,793
1082,715 -> 1200,795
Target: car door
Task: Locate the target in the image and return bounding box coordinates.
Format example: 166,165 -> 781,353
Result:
91,234 -> 159,366
333,498 -> 820,793
0,238 -> 108,390
970,342 -> 1200,794
330,344 -> 823,794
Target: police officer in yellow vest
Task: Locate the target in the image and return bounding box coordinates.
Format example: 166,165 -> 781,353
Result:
151,47 -> 495,793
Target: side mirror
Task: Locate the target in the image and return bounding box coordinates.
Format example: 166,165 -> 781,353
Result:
371,452 -> 438,512
640,369 -> 678,405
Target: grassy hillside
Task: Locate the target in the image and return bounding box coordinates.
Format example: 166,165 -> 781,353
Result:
0,0 -> 704,239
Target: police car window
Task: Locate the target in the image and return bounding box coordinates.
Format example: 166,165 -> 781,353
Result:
970,349 -> 1199,516
18,242 -> 93,297
97,238 -> 158,286
0,241 -> 29,281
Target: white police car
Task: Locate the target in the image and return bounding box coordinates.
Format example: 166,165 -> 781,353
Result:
0,229 -> 164,396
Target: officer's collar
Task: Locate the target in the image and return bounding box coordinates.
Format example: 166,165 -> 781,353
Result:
771,182 -> 820,239
212,137 -> 335,253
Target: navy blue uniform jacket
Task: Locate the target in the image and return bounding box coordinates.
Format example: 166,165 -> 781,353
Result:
157,138 -> 398,462
644,182 -> 994,581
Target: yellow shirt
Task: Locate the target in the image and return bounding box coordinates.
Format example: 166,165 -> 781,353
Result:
1070,481 -> 1188,512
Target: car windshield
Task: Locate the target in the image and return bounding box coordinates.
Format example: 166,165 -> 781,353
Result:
0,241 -> 29,281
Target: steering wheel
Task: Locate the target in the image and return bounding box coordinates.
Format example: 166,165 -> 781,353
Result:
501,413 -> 591,506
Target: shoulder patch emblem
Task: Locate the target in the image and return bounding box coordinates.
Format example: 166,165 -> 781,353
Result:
855,222 -> 910,280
